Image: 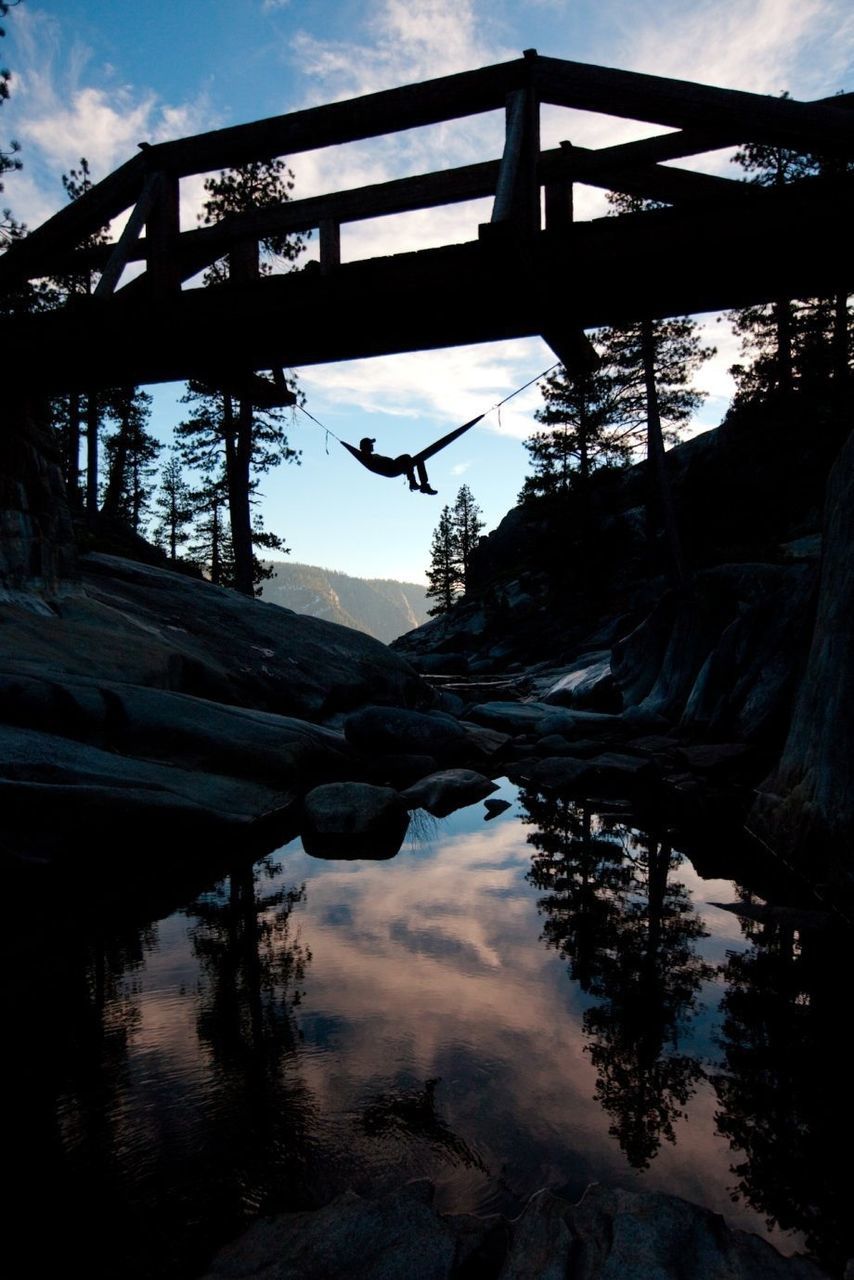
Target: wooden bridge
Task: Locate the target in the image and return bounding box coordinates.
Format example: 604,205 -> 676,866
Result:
1,49 -> 852,394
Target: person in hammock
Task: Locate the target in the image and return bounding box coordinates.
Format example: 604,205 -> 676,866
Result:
357,438 -> 438,494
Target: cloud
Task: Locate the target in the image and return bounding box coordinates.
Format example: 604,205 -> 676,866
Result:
4,7 -> 217,234
291,0 -> 513,102
619,0 -> 853,98
299,337 -> 555,441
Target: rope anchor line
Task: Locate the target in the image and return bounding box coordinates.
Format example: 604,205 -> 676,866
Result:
294,358 -> 561,454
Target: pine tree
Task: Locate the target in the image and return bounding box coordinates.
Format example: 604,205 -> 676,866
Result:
450,484 -> 484,591
180,159 -> 304,595
726,102 -> 851,399
57,158 -> 111,516
100,387 -> 161,533
425,505 -> 459,616
187,472 -> 234,586
175,378 -> 299,595
521,353 -> 646,502
425,485 -> 485,613
153,453 -> 194,563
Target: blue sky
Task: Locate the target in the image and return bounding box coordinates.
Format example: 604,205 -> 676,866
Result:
3,0 -> 852,582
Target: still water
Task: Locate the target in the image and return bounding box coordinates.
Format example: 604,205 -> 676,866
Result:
10,781 -> 850,1278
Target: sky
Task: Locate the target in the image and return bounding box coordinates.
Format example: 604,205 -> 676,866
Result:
2,0 -> 852,582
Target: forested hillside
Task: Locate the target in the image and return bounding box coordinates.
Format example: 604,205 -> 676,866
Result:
260,561 -> 429,642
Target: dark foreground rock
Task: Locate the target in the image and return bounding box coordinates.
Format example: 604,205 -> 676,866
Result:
0,553 -> 429,864
344,705 -> 468,759
200,1180 -> 829,1280
750,429 -> 854,875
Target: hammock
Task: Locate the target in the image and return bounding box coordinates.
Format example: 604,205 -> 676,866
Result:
340,413 -> 484,478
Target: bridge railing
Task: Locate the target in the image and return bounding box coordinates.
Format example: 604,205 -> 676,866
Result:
0,50 -> 851,308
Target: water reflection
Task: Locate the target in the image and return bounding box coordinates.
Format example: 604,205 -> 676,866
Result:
185,857 -> 317,1220
11,786 -> 849,1277
712,894 -> 852,1272
521,789 -> 713,1169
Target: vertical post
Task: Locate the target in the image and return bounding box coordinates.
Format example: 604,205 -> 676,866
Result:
545,141 -> 574,232
519,49 -> 541,235
145,171 -> 181,296
491,51 -> 541,233
228,237 -> 260,282
319,219 -> 341,275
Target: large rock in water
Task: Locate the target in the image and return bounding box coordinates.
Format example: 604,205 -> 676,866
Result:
0,553 -> 429,864
750,429 -> 854,869
301,782 -> 409,859
400,769 -> 498,817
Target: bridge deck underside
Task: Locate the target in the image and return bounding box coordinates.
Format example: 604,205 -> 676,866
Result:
5,181 -> 851,392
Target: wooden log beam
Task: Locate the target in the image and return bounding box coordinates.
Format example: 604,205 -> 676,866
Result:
100,147 -> 767,293
539,143 -> 764,206
93,171 -> 165,298
534,56 -> 854,155
0,153 -> 147,290
145,172 -> 181,296
143,57 -> 529,180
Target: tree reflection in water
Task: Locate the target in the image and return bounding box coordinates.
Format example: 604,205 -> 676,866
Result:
521,788 -> 712,1169
11,916 -> 159,1278
186,856 -> 318,1224
712,895 -> 853,1272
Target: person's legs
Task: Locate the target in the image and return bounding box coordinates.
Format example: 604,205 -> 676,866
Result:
394,454 -> 420,489
416,460 -> 437,495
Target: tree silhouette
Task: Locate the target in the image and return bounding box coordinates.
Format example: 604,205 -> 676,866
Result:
712,899 -> 853,1271
57,158 -> 111,516
522,790 -> 712,1168
425,502 -> 460,615
425,485 -> 484,613
520,353 -> 643,502
152,452 -> 194,563
100,387 -> 161,532
176,377 -> 297,591
727,104 -> 852,400
179,160 -> 304,595
450,483 -> 484,591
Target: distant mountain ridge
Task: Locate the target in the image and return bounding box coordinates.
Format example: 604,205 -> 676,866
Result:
260,561 -> 429,643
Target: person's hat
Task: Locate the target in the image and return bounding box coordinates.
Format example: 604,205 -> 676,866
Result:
360,437 -> 376,450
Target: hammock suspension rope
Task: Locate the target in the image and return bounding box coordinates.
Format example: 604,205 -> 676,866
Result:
293,360 -> 562,480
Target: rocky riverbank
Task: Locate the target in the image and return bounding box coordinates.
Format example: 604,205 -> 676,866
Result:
1,548 -> 783,882
201,1178 -> 832,1280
